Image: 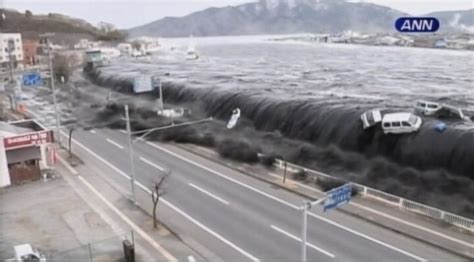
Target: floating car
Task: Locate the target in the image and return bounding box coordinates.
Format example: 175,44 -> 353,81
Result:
414,100 -> 441,116
381,113 -> 422,134
360,109 -> 382,129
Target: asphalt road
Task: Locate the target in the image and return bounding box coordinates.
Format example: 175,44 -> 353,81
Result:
62,127 -> 466,262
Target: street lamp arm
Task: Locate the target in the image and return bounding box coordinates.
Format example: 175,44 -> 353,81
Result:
132,117 -> 213,141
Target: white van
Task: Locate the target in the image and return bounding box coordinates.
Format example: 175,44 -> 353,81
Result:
381,113 -> 422,134
360,109 -> 382,129
414,100 -> 441,116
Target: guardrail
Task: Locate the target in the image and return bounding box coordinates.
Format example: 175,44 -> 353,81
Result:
274,159 -> 474,232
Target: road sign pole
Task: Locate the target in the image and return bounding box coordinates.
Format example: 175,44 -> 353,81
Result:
125,105 -> 137,205
301,201 -> 308,262
158,79 -> 164,111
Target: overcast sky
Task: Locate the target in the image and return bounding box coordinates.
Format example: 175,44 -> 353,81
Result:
2,0 -> 472,29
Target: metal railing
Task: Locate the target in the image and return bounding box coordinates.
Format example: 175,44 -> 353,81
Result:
274,159 -> 474,232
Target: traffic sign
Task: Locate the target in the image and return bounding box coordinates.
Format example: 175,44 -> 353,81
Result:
324,183 -> 352,212
23,72 -> 42,86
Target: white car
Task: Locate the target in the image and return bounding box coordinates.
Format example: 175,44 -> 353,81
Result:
414,100 -> 441,116
360,109 -> 382,129
382,113 -> 422,134
8,244 -> 47,262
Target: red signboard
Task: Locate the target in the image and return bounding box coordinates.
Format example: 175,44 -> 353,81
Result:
3,130 -> 54,150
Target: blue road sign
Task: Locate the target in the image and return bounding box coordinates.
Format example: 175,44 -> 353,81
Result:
324,183 -> 352,212
23,72 -> 42,86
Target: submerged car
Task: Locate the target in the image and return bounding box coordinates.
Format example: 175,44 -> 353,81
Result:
382,113 -> 422,134
360,109 -> 382,129
414,100 -> 441,116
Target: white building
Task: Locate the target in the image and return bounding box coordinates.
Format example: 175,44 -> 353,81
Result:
74,38 -> 101,50
117,43 -> 132,56
0,33 -> 24,69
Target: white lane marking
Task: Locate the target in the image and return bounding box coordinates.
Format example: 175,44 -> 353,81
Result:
106,138 -> 124,150
55,152 -> 176,261
140,157 -> 165,171
57,155 -> 79,175
119,129 -> 127,134
187,255 -> 196,262
274,170 -> 474,249
77,176 -> 177,261
145,141 -> 298,209
90,130 -> 97,134
350,202 -> 474,249
307,212 -> 426,261
144,141 -> 427,261
64,134 -> 259,262
271,225 -> 335,258
189,183 -> 230,205
160,197 -> 259,262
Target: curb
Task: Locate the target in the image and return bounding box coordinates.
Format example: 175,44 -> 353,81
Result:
173,143 -> 473,260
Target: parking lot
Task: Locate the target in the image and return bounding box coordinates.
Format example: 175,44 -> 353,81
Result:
0,176 -> 126,260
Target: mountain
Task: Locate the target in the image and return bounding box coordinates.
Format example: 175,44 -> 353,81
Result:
128,0 -> 408,37
425,9 -> 474,34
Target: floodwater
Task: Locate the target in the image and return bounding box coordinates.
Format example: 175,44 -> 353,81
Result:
82,36 -> 474,217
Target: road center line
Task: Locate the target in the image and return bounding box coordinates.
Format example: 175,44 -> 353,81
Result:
140,157 -> 165,171
144,141 -> 427,261
106,138 -> 124,149
270,225 -> 335,258
189,183 -> 230,205
64,134 -> 259,262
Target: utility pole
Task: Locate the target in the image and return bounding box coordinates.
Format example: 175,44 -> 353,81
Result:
6,39 -> 17,110
125,104 -> 137,205
40,33 -> 61,145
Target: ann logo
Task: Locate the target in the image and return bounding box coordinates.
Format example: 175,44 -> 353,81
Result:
395,17 -> 440,33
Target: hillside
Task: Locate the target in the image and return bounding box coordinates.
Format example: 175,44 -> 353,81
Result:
425,9 -> 474,33
128,0 -> 408,37
0,8 -> 126,43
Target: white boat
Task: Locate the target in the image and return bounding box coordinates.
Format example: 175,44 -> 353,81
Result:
186,35 -> 199,60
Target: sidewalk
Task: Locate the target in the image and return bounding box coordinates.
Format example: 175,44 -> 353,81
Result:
56,149 -> 208,262
0,169 -> 141,260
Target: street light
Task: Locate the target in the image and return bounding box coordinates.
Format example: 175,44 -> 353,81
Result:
40,33 -> 61,146
123,104 -> 213,204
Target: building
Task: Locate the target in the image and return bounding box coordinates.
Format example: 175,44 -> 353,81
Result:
0,33 -> 24,70
117,43 -> 132,56
22,39 -> 40,66
0,120 -> 55,187
74,38 -> 101,50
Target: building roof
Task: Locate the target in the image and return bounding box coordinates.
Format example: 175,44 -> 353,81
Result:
0,121 -> 34,137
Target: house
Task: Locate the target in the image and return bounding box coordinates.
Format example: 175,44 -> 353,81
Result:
433,39 -> 447,48
0,120 -> 55,187
117,43 -> 132,56
22,39 -> 40,66
74,38 -> 101,50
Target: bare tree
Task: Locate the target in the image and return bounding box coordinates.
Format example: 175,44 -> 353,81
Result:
151,171 -> 171,229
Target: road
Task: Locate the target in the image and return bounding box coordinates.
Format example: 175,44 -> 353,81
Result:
57,126 -> 466,262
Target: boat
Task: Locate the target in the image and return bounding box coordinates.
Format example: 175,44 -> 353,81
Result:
186,35 -> 199,60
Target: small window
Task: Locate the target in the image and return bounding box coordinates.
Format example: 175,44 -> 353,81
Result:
402,122 -> 411,127
392,122 -> 401,127
383,122 -> 390,128
427,104 -> 438,109
419,103 -> 426,107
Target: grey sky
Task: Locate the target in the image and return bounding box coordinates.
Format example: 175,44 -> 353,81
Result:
2,0 -> 473,29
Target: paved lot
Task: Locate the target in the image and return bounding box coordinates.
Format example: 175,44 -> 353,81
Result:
0,176 -> 128,260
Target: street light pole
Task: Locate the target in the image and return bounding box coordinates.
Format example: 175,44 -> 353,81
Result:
124,104 -> 137,205
41,33 -> 61,145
